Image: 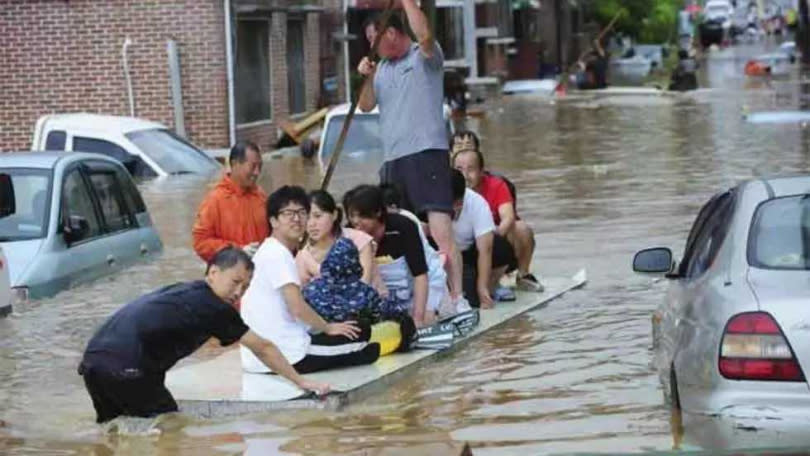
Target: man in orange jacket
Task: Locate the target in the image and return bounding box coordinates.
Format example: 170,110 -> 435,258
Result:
193,141 -> 269,263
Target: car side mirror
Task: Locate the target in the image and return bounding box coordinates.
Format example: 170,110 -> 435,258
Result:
633,247 -> 674,274
63,215 -> 90,245
0,173 -> 15,219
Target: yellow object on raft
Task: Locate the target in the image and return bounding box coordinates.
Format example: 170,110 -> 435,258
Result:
370,321 -> 402,356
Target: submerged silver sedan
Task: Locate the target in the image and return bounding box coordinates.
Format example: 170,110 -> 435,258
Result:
0,152 -> 163,305
634,176 -> 810,436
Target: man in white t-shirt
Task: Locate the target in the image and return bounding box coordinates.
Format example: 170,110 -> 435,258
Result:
241,186 -> 380,374
450,169 -> 517,309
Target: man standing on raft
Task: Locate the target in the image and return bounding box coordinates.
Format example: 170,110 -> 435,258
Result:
357,0 -> 468,314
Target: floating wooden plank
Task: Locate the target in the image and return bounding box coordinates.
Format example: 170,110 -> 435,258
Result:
167,269 -> 587,419
278,107 -> 330,145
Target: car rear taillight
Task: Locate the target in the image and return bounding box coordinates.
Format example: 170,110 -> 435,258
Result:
719,312 -> 805,382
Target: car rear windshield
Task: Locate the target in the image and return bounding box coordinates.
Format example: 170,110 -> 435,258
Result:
321,115 -> 384,164
749,195 -> 810,270
0,168 -> 52,241
126,129 -> 220,176
321,114 -> 453,164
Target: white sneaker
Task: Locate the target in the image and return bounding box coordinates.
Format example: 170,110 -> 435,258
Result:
454,296 -> 473,313
437,295 -> 457,319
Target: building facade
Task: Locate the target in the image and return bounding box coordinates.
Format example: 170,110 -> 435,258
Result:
343,0 -> 584,93
0,0 -> 347,152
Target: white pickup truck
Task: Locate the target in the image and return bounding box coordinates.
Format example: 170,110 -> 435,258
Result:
32,114 -> 223,178
317,103 -> 454,174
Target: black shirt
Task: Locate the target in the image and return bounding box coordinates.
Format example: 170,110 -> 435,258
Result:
80,281 -> 249,377
376,213 -> 428,277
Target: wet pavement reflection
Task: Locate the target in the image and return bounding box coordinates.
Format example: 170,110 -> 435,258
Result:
3,40 -> 810,454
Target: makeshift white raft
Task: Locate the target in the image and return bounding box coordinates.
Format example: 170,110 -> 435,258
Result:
566,87 -> 715,98
166,269 -> 587,418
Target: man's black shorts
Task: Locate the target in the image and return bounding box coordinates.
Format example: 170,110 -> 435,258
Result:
461,233 -> 518,272
379,149 -> 453,216
461,234 -> 518,307
80,365 -> 178,423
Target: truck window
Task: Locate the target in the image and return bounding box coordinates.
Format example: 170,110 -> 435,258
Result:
73,137 -> 131,162
45,131 -> 67,150
73,137 -> 156,178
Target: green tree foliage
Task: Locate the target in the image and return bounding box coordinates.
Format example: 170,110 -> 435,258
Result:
591,0 -> 680,43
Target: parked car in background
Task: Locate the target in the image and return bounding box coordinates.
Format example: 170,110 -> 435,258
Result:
317,103 -> 454,173
32,114 -> 222,179
633,176 -> 810,432
0,152 -> 163,303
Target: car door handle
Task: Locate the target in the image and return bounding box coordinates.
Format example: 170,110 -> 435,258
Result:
140,243 -> 148,255
106,254 -> 115,266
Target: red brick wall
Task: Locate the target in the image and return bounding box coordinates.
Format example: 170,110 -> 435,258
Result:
0,0 -> 229,151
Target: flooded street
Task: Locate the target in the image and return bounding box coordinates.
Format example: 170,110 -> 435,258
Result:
3,41 -> 810,454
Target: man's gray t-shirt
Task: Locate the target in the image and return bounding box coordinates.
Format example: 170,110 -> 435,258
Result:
373,42 -> 448,162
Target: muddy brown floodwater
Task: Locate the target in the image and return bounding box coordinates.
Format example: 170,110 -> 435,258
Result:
2,41 -> 810,455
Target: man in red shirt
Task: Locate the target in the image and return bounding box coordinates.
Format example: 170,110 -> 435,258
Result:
451,131 -> 544,292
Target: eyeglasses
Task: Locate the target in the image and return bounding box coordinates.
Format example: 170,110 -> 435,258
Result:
278,208 -> 308,220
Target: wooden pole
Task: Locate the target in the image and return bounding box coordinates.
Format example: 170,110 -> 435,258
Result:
320,0 -> 396,191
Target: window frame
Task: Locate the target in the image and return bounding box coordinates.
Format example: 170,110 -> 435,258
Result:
58,164 -> 105,246
73,135 -> 157,179
0,167 -> 54,241
235,16 -> 273,125
44,130 -> 67,151
72,136 -> 131,163
83,160 -> 138,233
113,165 -> 147,215
679,190 -> 736,279
747,195 -> 810,271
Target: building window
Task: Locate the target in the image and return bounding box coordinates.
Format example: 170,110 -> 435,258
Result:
236,19 -> 272,124
478,0 -> 514,37
496,0 -> 514,37
436,6 -> 464,60
45,130 -> 66,150
514,6 -> 540,42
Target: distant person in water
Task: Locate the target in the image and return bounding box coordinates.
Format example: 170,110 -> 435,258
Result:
669,50 -> 699,91
574,39 -> 608,90
78,247 -> 329,424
